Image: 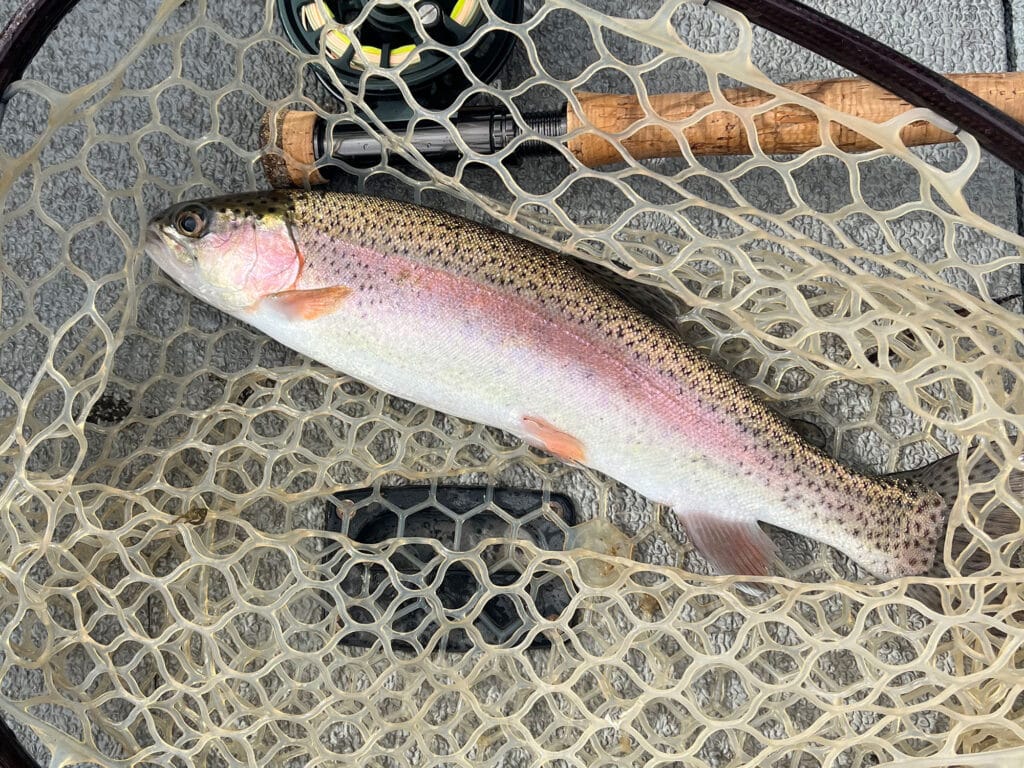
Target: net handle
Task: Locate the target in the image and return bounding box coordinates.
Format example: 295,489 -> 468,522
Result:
716,0 -> 1024,173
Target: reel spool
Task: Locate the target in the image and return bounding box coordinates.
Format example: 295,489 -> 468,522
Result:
277,0 -> 523,118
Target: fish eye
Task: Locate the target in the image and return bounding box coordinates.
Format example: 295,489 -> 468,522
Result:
174,206 -> 209,238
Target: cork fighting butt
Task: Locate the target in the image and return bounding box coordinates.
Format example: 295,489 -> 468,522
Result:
259,110 -> 327,188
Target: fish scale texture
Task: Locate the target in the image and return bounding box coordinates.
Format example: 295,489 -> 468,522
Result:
0,1 -> 1022,767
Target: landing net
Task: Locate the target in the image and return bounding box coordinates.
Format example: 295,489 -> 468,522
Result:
0,0 -> 1021,765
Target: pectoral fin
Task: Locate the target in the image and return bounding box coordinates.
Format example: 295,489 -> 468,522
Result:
522,415 -> 586,463
264,286 -> 352,320
681,512 -> 777,577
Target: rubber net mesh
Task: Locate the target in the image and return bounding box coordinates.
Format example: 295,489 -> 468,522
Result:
0,0 -> 1022,765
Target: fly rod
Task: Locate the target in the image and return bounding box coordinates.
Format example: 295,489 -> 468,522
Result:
261,72 -> 1024,186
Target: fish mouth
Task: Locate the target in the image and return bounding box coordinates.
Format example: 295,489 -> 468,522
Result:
144,229 -> 172,262
144,227 -> 193,287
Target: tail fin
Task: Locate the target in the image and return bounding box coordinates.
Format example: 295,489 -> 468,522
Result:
894,452 -> 1022,611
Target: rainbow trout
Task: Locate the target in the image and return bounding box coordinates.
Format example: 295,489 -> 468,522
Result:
145,190 -> 984,582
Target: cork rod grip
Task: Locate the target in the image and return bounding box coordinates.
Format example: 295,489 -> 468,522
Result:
565,73 -> 1024,165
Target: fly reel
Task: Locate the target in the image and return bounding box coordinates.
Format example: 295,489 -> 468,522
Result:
277,0 -> 523,118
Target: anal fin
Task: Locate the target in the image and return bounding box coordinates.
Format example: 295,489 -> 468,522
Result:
681,512 -> 777,577
264,286 -> 352,320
